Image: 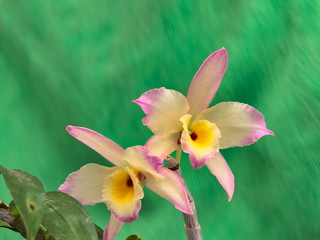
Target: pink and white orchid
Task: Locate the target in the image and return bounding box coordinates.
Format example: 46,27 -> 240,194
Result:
59,126 -> 192,240
133,48 -> 274,201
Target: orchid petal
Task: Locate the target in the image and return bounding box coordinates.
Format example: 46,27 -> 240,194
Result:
199,102 -> 274,149
59,163 -> 116,205
180,114 -> 221,168
206,152 -> 234,201
123,146 -> 164,180
103,214 -> 124,240
186,48 -> 228,117
66,126 -> 125,166
145,133 -> 179,159
145,167 -> 192,214
133,88 -> 189,136
102,167 -> 144,222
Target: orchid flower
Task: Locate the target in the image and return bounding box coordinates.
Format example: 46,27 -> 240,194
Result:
133,48 -> 274,201
59,126 -> 192,240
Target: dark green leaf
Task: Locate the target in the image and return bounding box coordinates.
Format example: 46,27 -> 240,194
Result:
8,201 -> 28,238
9,201 -> 56,240
9,201 -> 20,217
95,224 -> 104,240
0,165 -> 45,240
126,234 -> 142,240
41,191 -> 98,240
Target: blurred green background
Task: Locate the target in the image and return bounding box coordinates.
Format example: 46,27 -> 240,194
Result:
1,0 -> 319,239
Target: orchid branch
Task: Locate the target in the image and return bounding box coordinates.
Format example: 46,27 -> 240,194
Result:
0,201 -> 50,240
166,156 -> 202,240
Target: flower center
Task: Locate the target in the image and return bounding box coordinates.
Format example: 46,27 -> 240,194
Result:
190,132 -> 198,141
189,120 -> 217,148
110,169 -> 145,204
179,114 -> 222,167
126,178 -> 133,187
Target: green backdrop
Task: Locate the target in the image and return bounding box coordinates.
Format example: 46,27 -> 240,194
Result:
1,0 -> 319,239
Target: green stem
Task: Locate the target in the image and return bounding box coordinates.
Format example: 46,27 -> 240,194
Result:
175,149 -> 182,163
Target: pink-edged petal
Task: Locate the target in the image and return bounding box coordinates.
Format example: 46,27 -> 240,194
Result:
180,114 -> 221,169
102,167 -> 144,222
199,102 -> 274,149
145,167 -> 192,214
103,214 -> 124,240
186,48 -> 228,117
145,133 -> 179,159
123,146 -> 164,180
133,88 -> 189,136
206,152 -> 234,201
59,163 -> 116,205
66,126 -> 125,166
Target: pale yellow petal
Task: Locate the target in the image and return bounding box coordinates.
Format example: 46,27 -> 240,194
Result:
123,146 -> 164,180
59,163 -> 117,205
186,48 -> 228,117
199,102 -> 274,149
66,126 -> 125,166
206,152 -> 234,201
133,88 -> 189,136
145,133 -> 179,159
103,214 -> 124,240
145,167 -> 192,214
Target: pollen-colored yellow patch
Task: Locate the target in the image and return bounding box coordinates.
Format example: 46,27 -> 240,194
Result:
110,170 -> 135,204
180,114 -> 221,162
102,167 -> 145,219
190,120 -> 217,148
104,168 -> 145,206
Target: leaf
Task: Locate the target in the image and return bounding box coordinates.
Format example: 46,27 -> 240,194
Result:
9,200 -> 20,217
126,234 -> 142,240
41,191 -> 98,240
95,224 -> 104,240
9,201 -> 56,240
0,165 -> 45,240
8,201 -> 28,238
